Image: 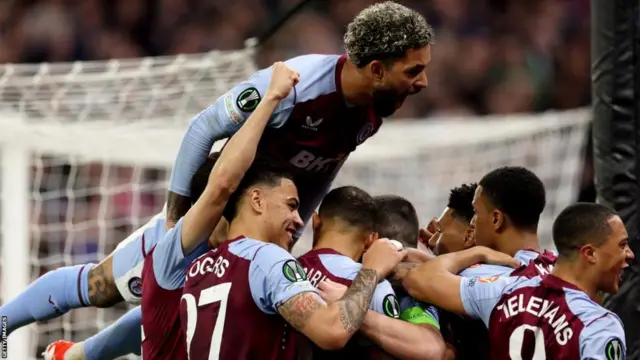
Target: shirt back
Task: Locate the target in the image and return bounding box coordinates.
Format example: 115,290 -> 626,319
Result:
297,248 -> 399,359
461,274 -> 626,360
446,249 -> 558,360
180,237 -> 318,360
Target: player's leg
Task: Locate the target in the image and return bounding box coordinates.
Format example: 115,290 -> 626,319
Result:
0,255 -> 127,335
0,262 -> 94,334
0,212 -> 161,334
44,306 -> 142,360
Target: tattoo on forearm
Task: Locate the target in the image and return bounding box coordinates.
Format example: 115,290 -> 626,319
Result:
337,268 -> 379,335
166,192 -> 191,225
392,262 -> 420,281
87,260 -> 122,307
279,292 -> 325,331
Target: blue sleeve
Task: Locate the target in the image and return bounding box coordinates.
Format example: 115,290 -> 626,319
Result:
168,66 -> 296,196
370,280 -> 400,319
580,314 -> 626,360
152,218 -> 209,290
248,244 -> 318,314
83,306 -> 142,359
459,276 -> 514,326
459,264 -> 513,277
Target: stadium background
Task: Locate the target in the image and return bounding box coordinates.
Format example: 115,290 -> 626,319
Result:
0,0 -> 598,359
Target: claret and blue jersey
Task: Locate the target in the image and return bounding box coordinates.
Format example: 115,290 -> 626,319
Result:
460,274 -> 626,360
169,54 -> 383,236
179,237 -> 318,360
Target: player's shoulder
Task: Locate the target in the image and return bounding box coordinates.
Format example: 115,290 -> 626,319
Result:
316,251 -> 361,280
564,287 -> 623,329
569,289 -> 626,358
230,237 -> 297,267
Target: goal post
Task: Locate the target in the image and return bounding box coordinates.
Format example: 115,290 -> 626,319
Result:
0,44 -> 590,359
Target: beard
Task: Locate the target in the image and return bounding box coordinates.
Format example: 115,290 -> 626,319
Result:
372,87 -> 406,117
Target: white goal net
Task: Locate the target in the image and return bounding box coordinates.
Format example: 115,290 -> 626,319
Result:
0,43 -> 590,359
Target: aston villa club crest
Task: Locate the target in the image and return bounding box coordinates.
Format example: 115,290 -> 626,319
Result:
128,277 -> 143,298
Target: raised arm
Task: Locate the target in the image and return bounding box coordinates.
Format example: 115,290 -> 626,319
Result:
277,240 -> 406,350
402,247 -> 519,314
166,65 -> 295,228
178,63 -> 299,254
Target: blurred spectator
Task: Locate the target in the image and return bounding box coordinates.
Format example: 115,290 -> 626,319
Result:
1,0 -> 590,117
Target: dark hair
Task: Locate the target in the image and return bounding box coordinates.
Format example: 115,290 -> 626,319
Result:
553,203 -> 618,259
344,1 -> 434,68
318,186 -> 377,233
373,195 -> 419,248
448,183 -> 477,224
222,157 -> 295,221
479,167 -> 546,231
190,152 -> 221,203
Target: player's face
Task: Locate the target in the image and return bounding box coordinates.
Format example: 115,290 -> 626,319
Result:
260,178 -> 304,252
471,186 -> 498,249
594,216 -> 634,293
371,45 -> 431,117
429,208 -> 474,255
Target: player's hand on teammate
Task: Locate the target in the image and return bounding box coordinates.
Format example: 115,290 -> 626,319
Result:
418,218 -> 437,250
266,62 -> 300,101
362,238 -> 408,279
317,279 -> 349,303
474,246 -> 521,268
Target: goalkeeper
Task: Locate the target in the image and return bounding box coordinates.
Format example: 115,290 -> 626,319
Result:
0,0 -> 433,353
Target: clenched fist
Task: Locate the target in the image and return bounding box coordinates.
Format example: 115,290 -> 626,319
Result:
266,62 -> 300,101
362,238 -> 407,279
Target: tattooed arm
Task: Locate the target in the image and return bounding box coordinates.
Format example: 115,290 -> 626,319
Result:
87,256 -> 123,307
278,268 -> 379,350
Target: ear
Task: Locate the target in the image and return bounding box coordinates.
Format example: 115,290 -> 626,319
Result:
463,226 -> 476,248
312,212 -> 321,232
579,244 -> 598,265
492,210 -> 505,232
364,231 -> 379,250
368,60 -> 385,82
249,188 -> 264,215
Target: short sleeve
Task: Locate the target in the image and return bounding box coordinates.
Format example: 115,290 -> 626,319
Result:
152,218 -> 209,290
248,244 -> 318,314
459,276 -> 515,326
580,313 -> 626,360
370,279 -> 400,319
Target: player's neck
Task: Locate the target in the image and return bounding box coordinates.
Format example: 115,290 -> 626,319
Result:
340,60 -> 372,106
227,217 -> 271,245
551,261 -> 599,301
314,231 -> 364,262
496,230 -> 540,256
